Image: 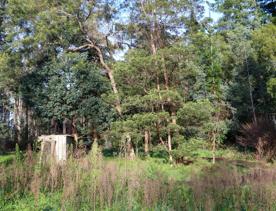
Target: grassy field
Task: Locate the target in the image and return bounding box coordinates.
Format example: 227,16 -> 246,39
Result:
1,147 -> 276,211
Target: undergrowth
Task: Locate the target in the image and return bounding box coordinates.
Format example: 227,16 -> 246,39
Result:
1,143 -> 276,210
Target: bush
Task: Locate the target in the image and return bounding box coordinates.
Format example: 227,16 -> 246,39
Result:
150,145 -> 169,160
172,138 -> 209,163
237,118 -> 276,161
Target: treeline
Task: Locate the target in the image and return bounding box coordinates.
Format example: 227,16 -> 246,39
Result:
0,0 -> 275,159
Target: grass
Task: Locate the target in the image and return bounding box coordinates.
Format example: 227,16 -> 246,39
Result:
1,145 -> 276,210
0,192 -> 62,211
0,153 -> 15,165
103,157 -> 211,181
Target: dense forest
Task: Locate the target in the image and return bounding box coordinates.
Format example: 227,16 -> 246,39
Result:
0,0 -> 275,160
0,0 -> 276,210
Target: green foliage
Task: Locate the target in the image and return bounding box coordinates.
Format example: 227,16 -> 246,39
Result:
0,122 -> 11,141
150,145 -> 170,160
172,138 -> 209,160
214,0 -> 262,29
267,78 -> 276,98
205,118 -> 230,143
0,193 -> 61,211
0,153 -> 15,165
252,23 -> 276,62
177,100 -> 214,138
22,52 -> 114,135
15,143 -> 23,162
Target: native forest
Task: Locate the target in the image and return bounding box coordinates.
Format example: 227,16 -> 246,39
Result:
0,0 -> 276,210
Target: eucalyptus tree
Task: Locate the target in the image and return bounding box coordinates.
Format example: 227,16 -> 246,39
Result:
109,0 -> 208,160
251,23 -> 276,113
212,0 -> 265,123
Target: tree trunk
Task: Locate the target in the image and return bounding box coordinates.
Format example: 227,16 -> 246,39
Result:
25,105 -> 29,144
14,96 -> 24,144
161,54 -> 169,90
212,131 -> 216,164
72,117 -> 79,143
167,130 -> 173,162
156,120 -> 164,144
171,111 -> 177,124
62,119 -> 67,134
150,32 -> 157,55
89,43 -> 122,115
144,130 -> 150,154
168,112 -> 174,163
126,133 -> 135,159
92,128 -> 98,143
244,52 -> 257,123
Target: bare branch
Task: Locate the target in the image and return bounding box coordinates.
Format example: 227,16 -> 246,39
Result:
68,44 -> 90,52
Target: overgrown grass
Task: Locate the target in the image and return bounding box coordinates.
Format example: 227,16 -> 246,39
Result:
0,192 -> 61,211
1,145 -> 276,210
0,153 -> 15,165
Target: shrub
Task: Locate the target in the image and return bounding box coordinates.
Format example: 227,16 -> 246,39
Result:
237,118 -> 276,160
150,145 -> 169,160
172,138 -> 209,163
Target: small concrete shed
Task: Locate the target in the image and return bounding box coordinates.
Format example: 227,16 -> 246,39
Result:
38,135 -> 73,163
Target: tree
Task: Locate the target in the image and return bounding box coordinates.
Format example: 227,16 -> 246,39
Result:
214,0 -> 263,30
5,0 -> 123,115
112,45 -> 206,160
256,0 -> 276,16
0,0 -> 122,146
22,52 -> 114,142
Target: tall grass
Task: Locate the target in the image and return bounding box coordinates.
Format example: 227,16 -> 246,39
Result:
1,144 -> 276,210
189,161 -> 276,210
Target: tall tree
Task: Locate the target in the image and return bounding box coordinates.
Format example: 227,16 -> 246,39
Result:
5,0 -> 123,115
22,52 -> 114,142
109,0 -> 207,160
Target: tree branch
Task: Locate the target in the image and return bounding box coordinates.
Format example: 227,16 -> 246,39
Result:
68,44 -> 90,52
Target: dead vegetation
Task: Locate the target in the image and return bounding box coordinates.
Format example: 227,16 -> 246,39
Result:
237,118 -> 276,161
189,161 -> 276,210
